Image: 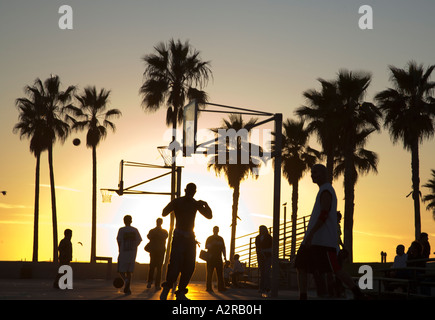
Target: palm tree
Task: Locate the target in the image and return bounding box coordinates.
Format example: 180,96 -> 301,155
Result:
14,86 -> 49,262
66,86 -> 121,263
27,75 -> 75,262
207,115 -> 265,261
140,39 -> 212,265
336,70 -> 381,261
296,78 -> 342,182
140,39 -> 212,128
278,118 -> 321,258
375,61 -> 435,240
423,169 -> 435,220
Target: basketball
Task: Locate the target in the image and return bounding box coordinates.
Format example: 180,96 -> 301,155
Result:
113,277 -> 124,288
73,138 -> 81,146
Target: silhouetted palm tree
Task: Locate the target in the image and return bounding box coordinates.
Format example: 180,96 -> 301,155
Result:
66,86 -> 121,263
140,39 -> 212,128
207,115 -> 265,261
296,78 -> 342,183
14,86 -> 49,262
375,61 -> 435,240
27,75 -> 75,262
279,118 -> 321,258
423,169 -> 435,221
336,70 -> 381,261
140,39 -> 212,265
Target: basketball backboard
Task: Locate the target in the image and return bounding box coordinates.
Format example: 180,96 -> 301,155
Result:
182,100 -> 198,157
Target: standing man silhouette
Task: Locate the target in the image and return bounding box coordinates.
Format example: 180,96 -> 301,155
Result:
160,183 -> 213,300
117,215 -> 142,295
205,226 -> 227,292
256,225 -> 272,297
146,218 -> 168,290
295,164 -> 363,300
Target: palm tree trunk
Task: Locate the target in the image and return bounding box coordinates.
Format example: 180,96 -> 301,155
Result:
290,180 -> 298,259
325,146 -> 334,183
411,139 -> 421,240
48,144 -> 58,263
90,145 -> 97,263
32,151 -> 41,262
163,110 -> 178,273
343,147 -> 356,263
230,183 -> 240,262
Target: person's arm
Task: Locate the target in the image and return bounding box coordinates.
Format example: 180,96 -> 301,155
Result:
305,190 -> 332,246
222,239 -> 227,261
162,200 -> 175,217
197,200 -> 212,219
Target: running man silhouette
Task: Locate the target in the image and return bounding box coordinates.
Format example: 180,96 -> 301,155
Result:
117,215 -> 142,295
160,183 -> 213,300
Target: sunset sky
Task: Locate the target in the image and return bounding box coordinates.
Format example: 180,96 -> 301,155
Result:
1,0 -> 435,264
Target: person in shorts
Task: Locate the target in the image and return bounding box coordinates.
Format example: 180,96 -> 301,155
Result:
295,164 -> 363,300
117,215 -> 142,295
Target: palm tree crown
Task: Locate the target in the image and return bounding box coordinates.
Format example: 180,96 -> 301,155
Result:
140,39 -> 212,126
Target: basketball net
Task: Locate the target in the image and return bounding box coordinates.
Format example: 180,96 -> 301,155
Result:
101,189 -> 113,203
157,146 -> 173,167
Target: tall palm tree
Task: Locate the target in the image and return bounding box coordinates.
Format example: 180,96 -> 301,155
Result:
423,169 -> 435,220
296,78 -> 342,182
278,118 -> 321,258
336,70 -> 381,261
14,87 -> 49,262
140,39 -> 212,265
66,86 -> 121,263
375,61 -> 435,240
207,115 -> 265,261
27,75 -> 75,262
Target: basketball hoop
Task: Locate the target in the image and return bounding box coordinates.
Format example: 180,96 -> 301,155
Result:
157,146 -> 173,167
100,189 -> 114,203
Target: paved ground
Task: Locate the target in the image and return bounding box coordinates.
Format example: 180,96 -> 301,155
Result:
0,279 -> 334,300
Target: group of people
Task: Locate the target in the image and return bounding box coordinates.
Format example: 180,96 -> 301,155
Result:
55,163 -> 379,300
390,233 -> 431,278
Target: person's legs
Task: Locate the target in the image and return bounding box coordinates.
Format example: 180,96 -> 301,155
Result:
206,262 -> 214,291
155,252 -> 165,288
216,261 -> 225,291
148,255 -> 156,287
176,239 -> 196,299
160,238 -> 184,300
297,268 -> 308,300
124,272 -> 132,294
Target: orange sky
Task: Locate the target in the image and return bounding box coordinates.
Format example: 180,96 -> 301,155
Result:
1,1 -> 435,264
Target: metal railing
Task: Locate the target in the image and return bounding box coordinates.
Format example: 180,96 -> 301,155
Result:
234,214 -> 310,268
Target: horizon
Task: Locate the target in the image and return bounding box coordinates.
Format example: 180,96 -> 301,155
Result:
1,1 -> 435,265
